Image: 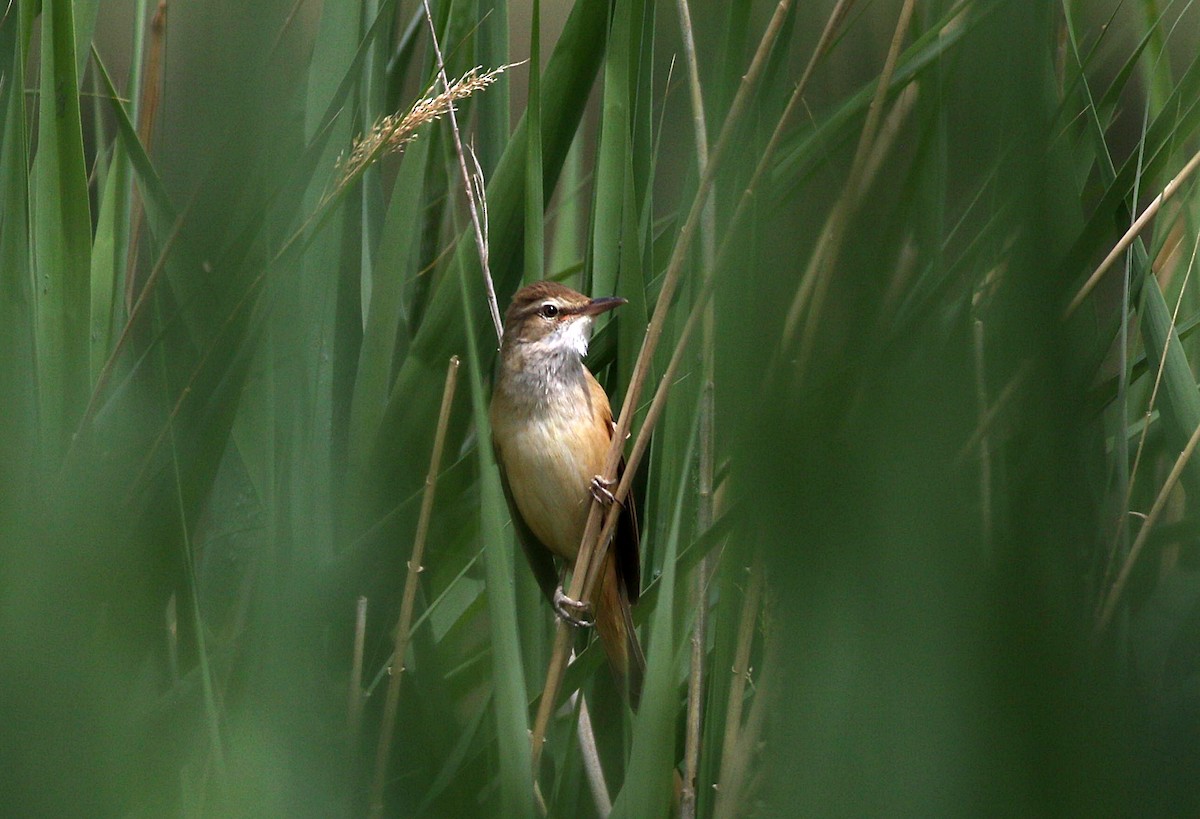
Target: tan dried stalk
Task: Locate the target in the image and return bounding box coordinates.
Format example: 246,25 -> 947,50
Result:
368,356 -> 460,819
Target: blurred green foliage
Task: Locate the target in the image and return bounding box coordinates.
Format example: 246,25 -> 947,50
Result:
3,0 -> 1200,815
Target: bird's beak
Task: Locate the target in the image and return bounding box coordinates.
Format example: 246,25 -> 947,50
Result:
580,296 -> 627,316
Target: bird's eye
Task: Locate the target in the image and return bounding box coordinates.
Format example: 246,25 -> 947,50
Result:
539,303 -> 559,319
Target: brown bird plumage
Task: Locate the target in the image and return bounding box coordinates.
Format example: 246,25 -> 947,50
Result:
489,281 -> 645,705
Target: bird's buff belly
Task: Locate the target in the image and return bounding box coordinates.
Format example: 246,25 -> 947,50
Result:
497,411 -> 607,560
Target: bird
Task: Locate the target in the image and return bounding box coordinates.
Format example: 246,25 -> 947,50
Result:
489,280 -> 645,706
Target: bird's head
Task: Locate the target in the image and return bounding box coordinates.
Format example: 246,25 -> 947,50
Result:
501,281 -> 626,359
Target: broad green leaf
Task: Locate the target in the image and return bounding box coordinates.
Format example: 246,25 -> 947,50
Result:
31,0 -> 92,460
458,259 -> 534,818
0,0 -> 35,500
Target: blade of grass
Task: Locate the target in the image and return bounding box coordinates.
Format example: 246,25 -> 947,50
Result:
32,0 -> 93,462
459,265 -> 534,817
0,0 -> 34,502
346,133 -> 431,481
159,303 -> 229,799
475,0 -> 510,176
713,625 -> 776,819
89,137 -> 129,381
590,0 -> 631,298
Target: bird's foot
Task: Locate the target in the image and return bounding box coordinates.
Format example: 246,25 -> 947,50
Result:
553,585 -> 594,628
589,475 -> 619,506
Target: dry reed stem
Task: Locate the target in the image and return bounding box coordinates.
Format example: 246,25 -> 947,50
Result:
1066,144 -> 1200,318
368,356 -> 460,819
527,0 -> 798,775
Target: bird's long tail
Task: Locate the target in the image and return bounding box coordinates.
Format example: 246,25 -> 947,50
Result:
595,550 -> 646,709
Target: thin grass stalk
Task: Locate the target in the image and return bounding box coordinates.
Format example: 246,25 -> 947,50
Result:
347,595 -> 368,743
1066,144 -> 1200,317
71,187 -> 188,470
581,259 -> 717,600
529,5 -> 797,770
368,355 -> 460,819
972,318 -> 993,562
166,593 -> 179,683
419,0 -> 502,342
578,0 -> 862,602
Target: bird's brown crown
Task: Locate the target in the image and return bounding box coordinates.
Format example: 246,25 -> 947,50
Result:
502,281 -> 608,346
505,280 -> 589,319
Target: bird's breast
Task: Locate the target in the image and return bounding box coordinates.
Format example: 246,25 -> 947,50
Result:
491,382 -> 610,560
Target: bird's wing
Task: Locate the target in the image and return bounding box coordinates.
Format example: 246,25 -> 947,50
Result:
493,445 -> 560,605
606,419 -> 642,605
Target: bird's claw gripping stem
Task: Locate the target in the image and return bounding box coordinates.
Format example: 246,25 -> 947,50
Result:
589,475 -> 619,506
553,585 -> 594,628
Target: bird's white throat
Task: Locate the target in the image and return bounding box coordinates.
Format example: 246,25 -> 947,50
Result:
547,315 -> 593,358
503,317 -> 594,407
